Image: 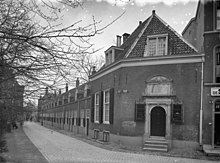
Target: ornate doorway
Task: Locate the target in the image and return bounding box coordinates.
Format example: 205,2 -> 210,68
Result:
150,106 -> 166,137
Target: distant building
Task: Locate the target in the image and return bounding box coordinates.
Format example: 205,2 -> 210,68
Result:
37,80 -> 91,136
183,0 -> 220,150
0,64 -> 24,125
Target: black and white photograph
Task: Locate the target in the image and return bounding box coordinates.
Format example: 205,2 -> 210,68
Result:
0,0 -> 220,162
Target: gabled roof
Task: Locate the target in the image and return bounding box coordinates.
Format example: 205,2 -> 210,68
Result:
92,10 -> 199,77
124,10 -> 198,58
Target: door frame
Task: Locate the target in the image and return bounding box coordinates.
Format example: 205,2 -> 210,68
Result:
150,106 -> 166,137
144,98 -> 172,140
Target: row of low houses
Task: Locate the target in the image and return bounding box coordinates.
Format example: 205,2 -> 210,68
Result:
38,0 -> 220,153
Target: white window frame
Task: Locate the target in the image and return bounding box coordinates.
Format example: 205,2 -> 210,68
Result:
94,92 -> 100,123
144,34 -> 168,57
80,110 -> 84,127
103,89 -> 110,124
74,111 -> 77,126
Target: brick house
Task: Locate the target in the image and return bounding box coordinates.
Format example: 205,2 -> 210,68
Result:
39,10 -> 207,151
182,0 -> 220,151
89,10 -> 204,151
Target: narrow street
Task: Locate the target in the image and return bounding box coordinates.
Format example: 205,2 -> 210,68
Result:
23,122 -> 216,163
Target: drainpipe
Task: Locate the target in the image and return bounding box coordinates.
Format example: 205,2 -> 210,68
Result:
199,56 -> 204,146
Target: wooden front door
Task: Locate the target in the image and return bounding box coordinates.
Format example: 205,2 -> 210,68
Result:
150,106 -> 166,137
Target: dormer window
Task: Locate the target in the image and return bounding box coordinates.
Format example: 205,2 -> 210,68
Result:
105,50 -> 114,66
144,34 -> 168,57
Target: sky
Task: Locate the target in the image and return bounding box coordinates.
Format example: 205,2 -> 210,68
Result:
59,0 -> 199,57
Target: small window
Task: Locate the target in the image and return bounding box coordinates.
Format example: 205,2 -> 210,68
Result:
105,50 -> 114,66
172,103 -> 183,124
135,102 -> 145,121
145,34 -> 168,57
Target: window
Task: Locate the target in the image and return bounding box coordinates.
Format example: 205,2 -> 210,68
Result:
215,46 -> 220,83
80,110 -> 84,127
94,93 -> 100,123
103,89 -> 110,124
135,102 -> 145,121
216,0 -> 220,29
172,103 -> 183,124
145,34 -> 168,57
105,50 -> 114,66
74,111 -> 77,126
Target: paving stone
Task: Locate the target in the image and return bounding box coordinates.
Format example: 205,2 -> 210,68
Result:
22,122 -> 217,163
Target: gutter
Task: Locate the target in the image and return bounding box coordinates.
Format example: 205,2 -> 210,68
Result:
199,57 -> 204,146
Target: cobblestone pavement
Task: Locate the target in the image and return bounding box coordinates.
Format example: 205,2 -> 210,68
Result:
23,122 -> 217,163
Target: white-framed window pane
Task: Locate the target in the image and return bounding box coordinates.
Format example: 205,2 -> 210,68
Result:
104,90 -> 110,123
95,93 -> 99,122
105,104 -> 109,122
148,38 -> 156,56
157,37 -> 166,56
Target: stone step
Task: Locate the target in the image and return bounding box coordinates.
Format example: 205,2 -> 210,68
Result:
144,140 -> 168,145
143,139 -> 168,152
144,143 -> 168,149
143,147 -> 168,152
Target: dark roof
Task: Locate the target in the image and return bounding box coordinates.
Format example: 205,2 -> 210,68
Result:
115,17 -> 151,61
96,10 -> 198,73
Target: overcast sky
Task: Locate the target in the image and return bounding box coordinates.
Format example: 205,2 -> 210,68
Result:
59,0 -> 199,57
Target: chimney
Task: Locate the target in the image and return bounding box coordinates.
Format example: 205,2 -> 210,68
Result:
59,89 -> 61,95
66,83 -> 68,92
122,33 -> 130,43
76,78 -> 80,87
152,10 -> 156,15
92,66 -> 96,75
45,87 -> 48,95
116,35 -> 121,47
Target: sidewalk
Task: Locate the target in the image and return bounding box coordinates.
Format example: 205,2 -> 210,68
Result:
0,124 -> 48,163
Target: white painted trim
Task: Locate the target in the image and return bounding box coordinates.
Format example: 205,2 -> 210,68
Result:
94,92 -> 100,123
90,54 -> 205,81
103,89 -> 110,124
145,34 -> 168,57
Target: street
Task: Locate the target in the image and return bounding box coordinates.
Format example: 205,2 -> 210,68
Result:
23,122 -> 216,163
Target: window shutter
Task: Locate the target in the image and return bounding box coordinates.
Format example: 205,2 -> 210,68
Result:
78,118 -> 81,126
99,91 -> 103,123
172,103 -> 183,124
135,102 -> 145,121
72,118 -> 74,125
83,118 -> 86,127
109,88 -> 114,124
91,94 -> 95,123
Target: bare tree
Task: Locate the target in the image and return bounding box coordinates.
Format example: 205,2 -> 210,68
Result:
0,0 -> 124,99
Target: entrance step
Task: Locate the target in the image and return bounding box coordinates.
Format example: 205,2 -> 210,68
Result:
203,144 -> 220,156
143,138 -> 168,152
